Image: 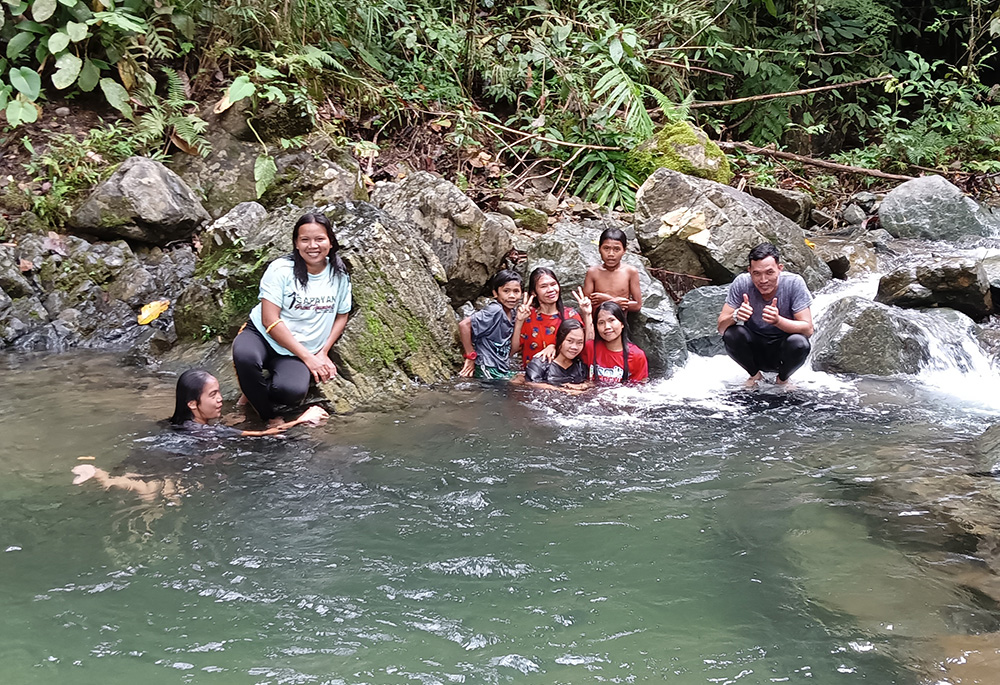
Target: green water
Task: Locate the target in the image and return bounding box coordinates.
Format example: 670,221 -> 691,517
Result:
3,352 -> 1000,684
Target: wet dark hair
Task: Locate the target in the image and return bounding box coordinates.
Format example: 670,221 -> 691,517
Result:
592,302 -> 630,383
290,212 -> 348,289
170,368 -> 214,425
598,227 -> 628,249
554,318 -> 585,361
527,267 -> 570,322
748,242 -> 780,265
489,269 -> 522,293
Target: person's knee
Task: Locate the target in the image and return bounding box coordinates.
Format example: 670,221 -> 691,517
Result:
232,333 -> 266,370
723,325 -> 751,347
785,334 -> 811,356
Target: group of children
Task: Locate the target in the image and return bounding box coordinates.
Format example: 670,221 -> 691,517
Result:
458,227 -> 649,391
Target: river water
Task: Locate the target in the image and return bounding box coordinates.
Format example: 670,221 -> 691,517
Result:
4,316 -> 1000,683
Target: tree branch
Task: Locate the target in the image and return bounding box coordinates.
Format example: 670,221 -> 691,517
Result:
719,141 -> 915,182
481,121 -> 623,150
690,75 -> 891,109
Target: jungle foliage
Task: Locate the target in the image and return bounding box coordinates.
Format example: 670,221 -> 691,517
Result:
4,0 -> 1000,209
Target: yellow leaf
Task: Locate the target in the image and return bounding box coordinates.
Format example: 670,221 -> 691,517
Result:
804,238 -> 816,249
137,299 -> 170,325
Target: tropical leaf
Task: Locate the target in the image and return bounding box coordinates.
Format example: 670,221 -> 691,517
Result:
31,0 -> 57,22
10,66 -> 41,99
227,74 -> 255,103
51,52 -> 82,89
6,31 -> 35,60
78,57 -> 99,91
254,153 -> 277,198
99,77 -> 133,119
48,31 -> 70,54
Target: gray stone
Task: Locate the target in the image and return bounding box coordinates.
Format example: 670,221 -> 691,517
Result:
497,201 -> 548,233
171,129 -> 260,219
71,156 -> 210,244
811,208 -> 836,228
264,147 -> 366,207
526,220 -> 687,375
748,186 -> 814,228
842,203 -> 867,226
808,237 -> 879,279
875,257 -> 992,320
851,192 -> 878,214
634,169 -> 831,291
811,296 -> 984,375
372,172 -> 512,304
678,285 -> 729,356
880,175 -> 997,240
981,251 -> 1000,304
972,424 -> 1000,473
54,106 -> 70,117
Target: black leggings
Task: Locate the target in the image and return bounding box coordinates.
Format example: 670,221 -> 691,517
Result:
232,323 -> 312,421
723,325 -> 811,382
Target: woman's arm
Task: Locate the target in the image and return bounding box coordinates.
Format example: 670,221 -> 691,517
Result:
240,405 -> 329,436
574,287 -> 595,341
260,299 -> 337,383
320,312 -> 350,357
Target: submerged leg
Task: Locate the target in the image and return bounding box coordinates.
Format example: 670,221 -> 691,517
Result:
777,334 -> 811,382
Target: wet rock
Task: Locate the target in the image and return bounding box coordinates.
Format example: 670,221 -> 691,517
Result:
972,424 -> 1000,473
70,156 -> 210,244
811,296 -> 984,375
677,285 -> 729,356
627,122 -> 732,185
748,186 -> 813,228
497,201 -> 548,233
808,236 -> 878,279
875,257 -> 992,321
263,146 -> 366,207
880,175 -> 997,240
526,220 -> 687,375
979,250 -> 1000,304
841,203 -> 866,226
634,168 -> 831,290
372,172 -> 512,304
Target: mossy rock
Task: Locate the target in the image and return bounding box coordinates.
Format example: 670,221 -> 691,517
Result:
627,122 -> 732,185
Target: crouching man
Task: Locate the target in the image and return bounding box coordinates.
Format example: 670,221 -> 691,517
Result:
717,243 -> 813,386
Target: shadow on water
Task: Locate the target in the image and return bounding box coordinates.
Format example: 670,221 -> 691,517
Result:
5,351 -> 1000,683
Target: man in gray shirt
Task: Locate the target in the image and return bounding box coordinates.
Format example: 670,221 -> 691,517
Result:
717,243 -> 814,386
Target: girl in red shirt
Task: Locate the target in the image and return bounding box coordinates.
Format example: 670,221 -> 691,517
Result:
581,302 -> 649,384
513,267 -> 585,367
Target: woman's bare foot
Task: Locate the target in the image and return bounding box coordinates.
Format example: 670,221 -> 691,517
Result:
745,373 -> 763,388
236,393 -> 248,406
72,464 -> 97,485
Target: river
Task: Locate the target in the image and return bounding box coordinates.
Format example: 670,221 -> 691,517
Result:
4,326 -> 1000,684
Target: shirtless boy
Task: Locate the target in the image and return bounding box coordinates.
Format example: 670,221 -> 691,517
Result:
583,227 -> 643,313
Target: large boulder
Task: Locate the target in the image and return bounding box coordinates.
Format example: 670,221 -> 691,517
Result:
677,285 -> 729,356
875,256 -> 993,320
879,175 -> 997,241
747,186 -> 813,228
634,169 -> 831,291
173,128 -> 364,219
627,122 -> 732,185
525,220 -> 687,375
372,172 -> 512,304
70,156 -> 210,244
176,201 -> 459,412
809,236 -> 879,280
811,296 -> 984,375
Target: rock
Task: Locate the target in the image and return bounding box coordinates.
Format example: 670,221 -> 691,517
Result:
842,203 -> 867,226
525,220 -> 687,375
177,201 -> 460,412
372,172 -> 512,304
865,229 -> 895,251
875,257 -> 992,320
1,233 -> 192,351
748,186 -> 814,228
808,237 -> 879,279
634,168 -> 832,290
677,285 -> 729,356
981,251 -> 1000,304
627,122 -> 732,185
497,201 -> 548,233
811,296 -> 984,375
262,146 -> 366,207
54,107 -> 70,117
811,208 -> 836,228
879,175 -> 997,240
851,192 -> 879,214
171,129 -> 260,219
972,424 -> 1000,473
70,156 -> 210,244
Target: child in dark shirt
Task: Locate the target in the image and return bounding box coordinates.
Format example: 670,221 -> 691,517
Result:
522,318 -> 593,395
458,270 -> 525,379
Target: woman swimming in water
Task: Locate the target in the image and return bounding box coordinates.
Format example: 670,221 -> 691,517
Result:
171,369 -> 327,437
581,302 -> 649,384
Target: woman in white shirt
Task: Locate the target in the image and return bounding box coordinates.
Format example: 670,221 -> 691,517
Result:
232,213 -> 352,427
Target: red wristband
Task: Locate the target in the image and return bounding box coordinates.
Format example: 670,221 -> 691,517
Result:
464,351 -> 478,361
